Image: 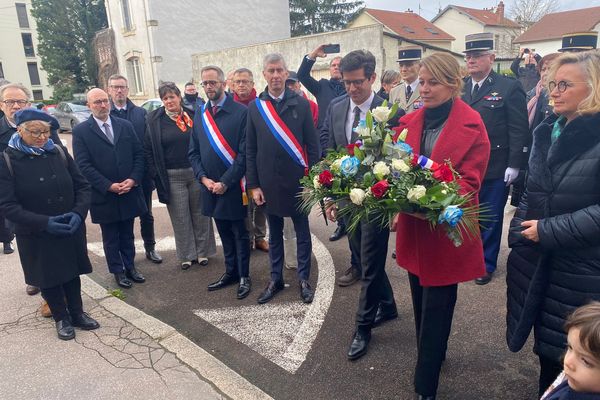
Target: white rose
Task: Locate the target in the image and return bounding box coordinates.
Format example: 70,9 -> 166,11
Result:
354,125 -> 370,138
313,175 -> 321,189
349,188 -> 367,205
371,106 -> 390,123
407,185 -> 427,203
391,159 -> 410,173
372,161 -> 390,180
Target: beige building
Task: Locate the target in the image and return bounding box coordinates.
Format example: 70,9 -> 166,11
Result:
432,1 -> 522,58
0,0 -> 53,100
191,24 -> 464,95
104,0 -> 291,102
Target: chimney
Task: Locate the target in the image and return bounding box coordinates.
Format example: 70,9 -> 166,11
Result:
496,1 -> 505,23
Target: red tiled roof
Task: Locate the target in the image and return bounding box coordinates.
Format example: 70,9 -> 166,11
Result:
514,7 -> 600,43
452,5 -> 521,28
364,8 -> 454,41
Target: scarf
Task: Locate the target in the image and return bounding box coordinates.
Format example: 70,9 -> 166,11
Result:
233,88 -> 257,106
8,132 -> 55,155
551,115 -> 566,143
527,81 -> 544,128
166,108 -> 193,132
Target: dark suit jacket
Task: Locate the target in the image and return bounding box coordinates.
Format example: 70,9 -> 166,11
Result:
72,115 -> 147,224
246,88 -> 320,217
324,93 -> 404,151
189,94 -> 247,221
462,71 -> 529,180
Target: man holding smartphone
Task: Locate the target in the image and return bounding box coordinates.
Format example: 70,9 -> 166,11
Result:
298,44 -> 347,242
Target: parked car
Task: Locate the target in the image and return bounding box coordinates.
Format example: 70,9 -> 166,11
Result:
141,98 -> 162,112
52,102 -> 91,131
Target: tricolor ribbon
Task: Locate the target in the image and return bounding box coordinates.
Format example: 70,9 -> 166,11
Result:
417,155 -> 440,170
201,104 -> 247,205
255,99 -> 308,175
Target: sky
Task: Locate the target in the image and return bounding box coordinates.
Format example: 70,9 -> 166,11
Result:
363,0 -> 600,20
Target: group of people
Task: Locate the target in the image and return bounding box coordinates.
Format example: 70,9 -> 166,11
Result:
1,27 -> 600,399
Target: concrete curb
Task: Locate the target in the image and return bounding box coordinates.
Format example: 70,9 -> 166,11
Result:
80,275 -> 273,400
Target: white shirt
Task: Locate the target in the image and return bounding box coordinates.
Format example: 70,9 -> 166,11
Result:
471,74 -> 490,94
268,91 -> 285,102
345,91 -> 375,143
93,116 -> 113,140
406,79 -> 419,95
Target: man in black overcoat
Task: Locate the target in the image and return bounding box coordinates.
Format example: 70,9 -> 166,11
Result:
461,33 -> 529,285
189,65 -> 251,299
72,88 -> 148,289
108,74 -> 162,264
246,53 -> 320,304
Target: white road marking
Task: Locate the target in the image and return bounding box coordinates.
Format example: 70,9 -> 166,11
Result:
193,233 -> 335,373
87,235 -> 222,258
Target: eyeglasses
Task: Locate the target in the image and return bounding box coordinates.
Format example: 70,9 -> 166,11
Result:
342,78 -> 368,87
548,80 -> 589,93
109,85 -> 128,91
91,99 -> 110,105
464,52 -> 490,61
201,80 -> 221,87
22,127 -> 51,138
233,79 -> 253,85
2,100 -> 29,107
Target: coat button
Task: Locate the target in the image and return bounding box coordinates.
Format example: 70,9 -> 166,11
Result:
58,196 -> 64,202
39,177 -> 45,182
51,174 -> 56,179
47,199 -> 52,204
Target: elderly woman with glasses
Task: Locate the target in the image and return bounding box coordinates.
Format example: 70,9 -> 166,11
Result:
0,109 -> 99,341
145,82 -> 216,270
506,50 -> 600,396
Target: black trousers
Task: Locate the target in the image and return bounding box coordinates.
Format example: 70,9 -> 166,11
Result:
0,214 -> 14,243
139,183 -> 156,250
408,272 -> 458,397
41,276 -> 83,322
214,218 -> 250,278
352,221 -> 396,331
99,219 -> 136,274
538,354 -> 562,397
267,214 -> 311,282
343,215 -> 361,274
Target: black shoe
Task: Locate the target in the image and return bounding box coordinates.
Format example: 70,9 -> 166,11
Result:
475,272 -> 493,285
125,267 -> 146,283
347,329 -> 371,360
145,249 -> 162,264
257,280 -> 284,304
3,242 -> 14,254
114,273 -> 132,289
329,225 -> 346,241
373,304 -> 398,328
414,394 -> 436,400
181,261 -> 192,270
71,312 -> 100,330
299,280 -> 314,303
237,277 -> 252,299
391,249 -> 396,259
56,318 -> 75,340
208,273 -> 239,291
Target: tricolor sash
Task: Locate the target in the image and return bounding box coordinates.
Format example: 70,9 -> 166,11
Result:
201,104 -> 247,205
255,99 -> 308,175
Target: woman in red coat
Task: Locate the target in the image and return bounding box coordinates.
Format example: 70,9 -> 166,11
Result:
391,53 -> 490,399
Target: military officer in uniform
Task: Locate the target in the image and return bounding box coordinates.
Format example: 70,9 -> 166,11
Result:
461,33 -> 529,285
389,46 -> 422,114
558,31 -> 598,53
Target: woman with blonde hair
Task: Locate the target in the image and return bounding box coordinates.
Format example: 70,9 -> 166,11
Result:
391,52 -> 490,399
506,50 -> 600,396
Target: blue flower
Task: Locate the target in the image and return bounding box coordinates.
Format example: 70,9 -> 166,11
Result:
392,142 -> 413,157
438,205 -> 463,227
340,156 -> 360,177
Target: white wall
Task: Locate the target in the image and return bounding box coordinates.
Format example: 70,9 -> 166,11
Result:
0,0 -> 53,99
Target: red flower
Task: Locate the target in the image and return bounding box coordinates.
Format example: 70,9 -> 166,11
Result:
346,143 -> 358,156
318,170 -> 334,187
371,180 -> 389,198
410,153 -> 419,167
432,163 -> 454,182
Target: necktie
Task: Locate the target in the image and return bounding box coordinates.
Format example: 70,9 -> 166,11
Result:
103,123 -> 114,144
406,85 -> 413,102
472,83 -> 480,97
212,105 -> 218,116
352,106 -> 361,131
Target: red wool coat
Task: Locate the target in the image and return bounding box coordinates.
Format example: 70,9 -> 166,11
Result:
393,98 -> 490,286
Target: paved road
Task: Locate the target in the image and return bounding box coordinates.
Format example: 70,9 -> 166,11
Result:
55,130 -> 540,399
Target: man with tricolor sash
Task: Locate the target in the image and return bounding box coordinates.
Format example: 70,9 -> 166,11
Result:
246,53 -> 320,304
189,65 -> 251,300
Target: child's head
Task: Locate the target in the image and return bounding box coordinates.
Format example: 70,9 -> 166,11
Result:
563,302 -> 600,393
